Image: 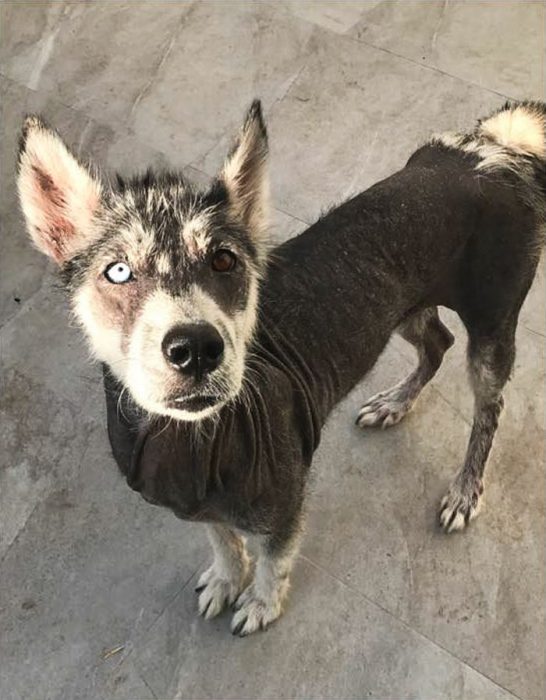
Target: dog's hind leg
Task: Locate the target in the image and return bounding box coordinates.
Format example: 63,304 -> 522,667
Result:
195,524 -> 251,619
439,325 -> 515,532
357,307 -> 454,428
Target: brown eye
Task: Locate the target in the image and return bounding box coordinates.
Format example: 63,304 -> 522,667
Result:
211,249 -> 237,273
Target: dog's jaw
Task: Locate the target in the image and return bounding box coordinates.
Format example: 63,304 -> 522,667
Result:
136,394 -> 230,422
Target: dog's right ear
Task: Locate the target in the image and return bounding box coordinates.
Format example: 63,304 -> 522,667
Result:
17,116 -> 103,264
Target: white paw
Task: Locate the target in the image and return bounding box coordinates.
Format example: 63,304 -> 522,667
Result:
230,585 -> 283,636
195,563 -> 249,620
439,478 -> 483,533
356,384 -> 415,429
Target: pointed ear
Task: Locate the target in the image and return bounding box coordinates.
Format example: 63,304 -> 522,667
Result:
219,100 -> 269,239
17,116 -> 103,264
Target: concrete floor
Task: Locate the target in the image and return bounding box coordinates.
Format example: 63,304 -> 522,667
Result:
0,2 -> 544,699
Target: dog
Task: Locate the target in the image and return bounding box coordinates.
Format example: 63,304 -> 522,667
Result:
17,100 -> 545,636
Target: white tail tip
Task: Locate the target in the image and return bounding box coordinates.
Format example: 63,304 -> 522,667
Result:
480,104 -> 545,158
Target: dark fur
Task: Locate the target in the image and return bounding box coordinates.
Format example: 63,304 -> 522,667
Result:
106,111 -> 544,543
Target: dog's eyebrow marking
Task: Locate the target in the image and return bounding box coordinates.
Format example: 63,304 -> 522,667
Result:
114,214 -> 156,264
146,187 -> 169,215
182,212 -> 213,259
155,252 -> 172,275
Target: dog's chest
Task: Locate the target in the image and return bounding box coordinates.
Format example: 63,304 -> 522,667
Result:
103,363 -> 318,529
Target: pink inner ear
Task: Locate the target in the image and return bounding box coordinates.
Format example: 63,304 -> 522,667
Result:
31,165 -> 76,263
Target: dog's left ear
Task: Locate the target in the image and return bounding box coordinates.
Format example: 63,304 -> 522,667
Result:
219,100 -> 269,239
17,116 -> 103,264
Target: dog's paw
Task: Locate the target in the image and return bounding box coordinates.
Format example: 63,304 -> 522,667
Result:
195,564 -> 249,620
230,585 -> 283,637
439,478 -> 484,533
356,384 -> 415,429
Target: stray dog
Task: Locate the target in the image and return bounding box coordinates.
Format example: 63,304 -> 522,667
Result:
18,100 -> 545,635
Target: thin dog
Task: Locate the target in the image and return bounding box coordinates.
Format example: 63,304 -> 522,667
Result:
17,100 -> 545,635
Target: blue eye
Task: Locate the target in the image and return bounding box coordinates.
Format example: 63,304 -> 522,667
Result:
105,262 -> 133,284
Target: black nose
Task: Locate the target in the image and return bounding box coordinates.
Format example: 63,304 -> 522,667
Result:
162,324 -> 224,380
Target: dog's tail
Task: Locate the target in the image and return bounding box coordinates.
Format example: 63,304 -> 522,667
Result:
478,102 -> 546,245
477,100 -> 546,162
434,101 -> 546,173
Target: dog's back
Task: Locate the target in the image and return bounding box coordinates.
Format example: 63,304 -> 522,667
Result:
265,103 -> 544,407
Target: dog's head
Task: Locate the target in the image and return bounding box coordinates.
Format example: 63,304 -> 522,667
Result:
17,101 -> 269,421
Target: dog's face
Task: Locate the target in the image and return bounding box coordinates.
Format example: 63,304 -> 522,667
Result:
17,102 -> 269,421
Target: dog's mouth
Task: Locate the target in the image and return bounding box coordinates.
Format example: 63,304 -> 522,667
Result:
166,393 -> 222,412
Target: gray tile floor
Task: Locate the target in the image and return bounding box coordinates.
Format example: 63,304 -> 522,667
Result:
0,2 -> 544,699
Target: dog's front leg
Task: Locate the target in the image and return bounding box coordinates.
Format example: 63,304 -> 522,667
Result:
196,524 -> 251,619
231,518 -> 303,637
